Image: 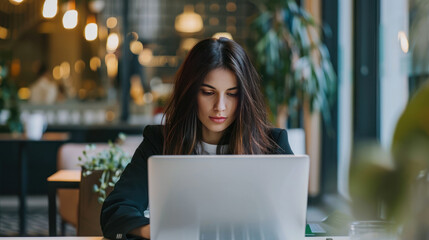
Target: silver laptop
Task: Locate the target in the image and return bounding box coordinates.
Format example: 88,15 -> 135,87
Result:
148,155 -> 309,240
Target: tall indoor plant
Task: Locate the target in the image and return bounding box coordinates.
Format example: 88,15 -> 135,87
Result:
76,134 -> 132,235
249,0 -> 336,128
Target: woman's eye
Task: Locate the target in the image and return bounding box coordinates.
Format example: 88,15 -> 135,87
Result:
201,90 -> 214,95
227,92 -> 238,97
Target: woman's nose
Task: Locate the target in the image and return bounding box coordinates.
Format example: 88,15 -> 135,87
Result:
214,95 -> 226,111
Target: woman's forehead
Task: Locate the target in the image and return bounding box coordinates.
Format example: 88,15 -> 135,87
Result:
202,68 -> 237,88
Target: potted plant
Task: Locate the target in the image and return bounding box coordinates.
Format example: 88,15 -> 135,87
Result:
76,134 -> 132,235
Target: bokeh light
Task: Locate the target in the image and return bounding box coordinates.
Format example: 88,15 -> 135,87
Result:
90,57 -> 101,71
130,40 -> 143,55
106,33 -> 119,52
18,88 -> 31,100
85,23 -> 98,41
42,0 -> 58,19
74,60 -> 85,74
106,17 -> 118,29
63,10 -> 78,29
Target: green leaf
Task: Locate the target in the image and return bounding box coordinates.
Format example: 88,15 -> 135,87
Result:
79,133 -> 133,204
118,133 -> 126,141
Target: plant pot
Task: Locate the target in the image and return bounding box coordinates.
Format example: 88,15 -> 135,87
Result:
78,168 -> 113,236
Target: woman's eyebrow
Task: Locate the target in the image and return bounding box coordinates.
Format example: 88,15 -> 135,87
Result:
201,84 -> 238,91
201,83 -> 215,89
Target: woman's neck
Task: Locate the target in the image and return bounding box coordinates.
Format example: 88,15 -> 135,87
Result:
201,127 -> 222,145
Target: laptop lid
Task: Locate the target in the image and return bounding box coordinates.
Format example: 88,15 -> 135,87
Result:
148,155 -> 309,240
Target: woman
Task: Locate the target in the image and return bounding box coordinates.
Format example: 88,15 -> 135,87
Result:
100,37 -> 294,240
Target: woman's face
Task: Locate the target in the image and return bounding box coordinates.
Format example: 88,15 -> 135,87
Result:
197,68 -> 239,144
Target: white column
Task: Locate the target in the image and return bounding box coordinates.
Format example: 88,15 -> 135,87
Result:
379,0 -> 409,150
337,0 -> 354,199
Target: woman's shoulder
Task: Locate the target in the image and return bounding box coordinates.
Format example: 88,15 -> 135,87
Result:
267,127 -> 294,154
143,125 -> 164,141
143,124 -> 164,135
136,125 -> 164,153
268,127 -> 287,140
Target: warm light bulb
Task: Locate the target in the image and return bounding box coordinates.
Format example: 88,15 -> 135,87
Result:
398,31 -> 409,53
42,0 -> 58,19
105,53 -> 118,78
106,17 -> 117,29
175,5 -> 203,33
60,61 -> 70,78
63,10 -> 78,29
85,23 -> 98,41
9,0 -> 24,5
0,26 -> 8,40
106,33 -> 119,52
138,49 -> 153,66
18,88 -> 31,100
130,40 -> 143,55
90,57 -> 101,71
74,60 -> 85,73
53,66 -> 62,80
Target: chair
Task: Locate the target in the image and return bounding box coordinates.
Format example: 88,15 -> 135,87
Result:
56,136 -> 141,235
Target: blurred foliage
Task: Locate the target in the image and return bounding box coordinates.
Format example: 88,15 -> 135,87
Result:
0,63 -> 22,133
391,81 -> 429,232
349,142 -> 398,220
78,133 -> 132,204
349,82 -> 429,235
249,0 -> 336,126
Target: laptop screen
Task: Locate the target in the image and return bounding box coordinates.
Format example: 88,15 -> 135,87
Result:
148,155 -> 309,240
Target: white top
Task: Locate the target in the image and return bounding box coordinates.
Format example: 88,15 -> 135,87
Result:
196,141 -> 228,155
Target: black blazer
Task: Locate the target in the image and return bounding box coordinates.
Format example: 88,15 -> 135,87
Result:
100,125 -> 294,240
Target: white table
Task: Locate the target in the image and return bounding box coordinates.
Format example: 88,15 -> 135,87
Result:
0,237 -> 349,240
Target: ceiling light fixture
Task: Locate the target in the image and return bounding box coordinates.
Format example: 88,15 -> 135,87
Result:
174,5 -> 203,34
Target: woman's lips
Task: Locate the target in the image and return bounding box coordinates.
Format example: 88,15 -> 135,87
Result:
209,116 -> 227,123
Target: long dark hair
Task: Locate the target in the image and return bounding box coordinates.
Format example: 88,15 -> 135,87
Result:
163,37 -> 276,154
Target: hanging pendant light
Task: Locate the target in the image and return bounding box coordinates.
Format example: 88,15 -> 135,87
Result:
85,15 -> 98,41
174,5 -> 203,34
42,0 -> 58,19
63,0 -> 78,29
